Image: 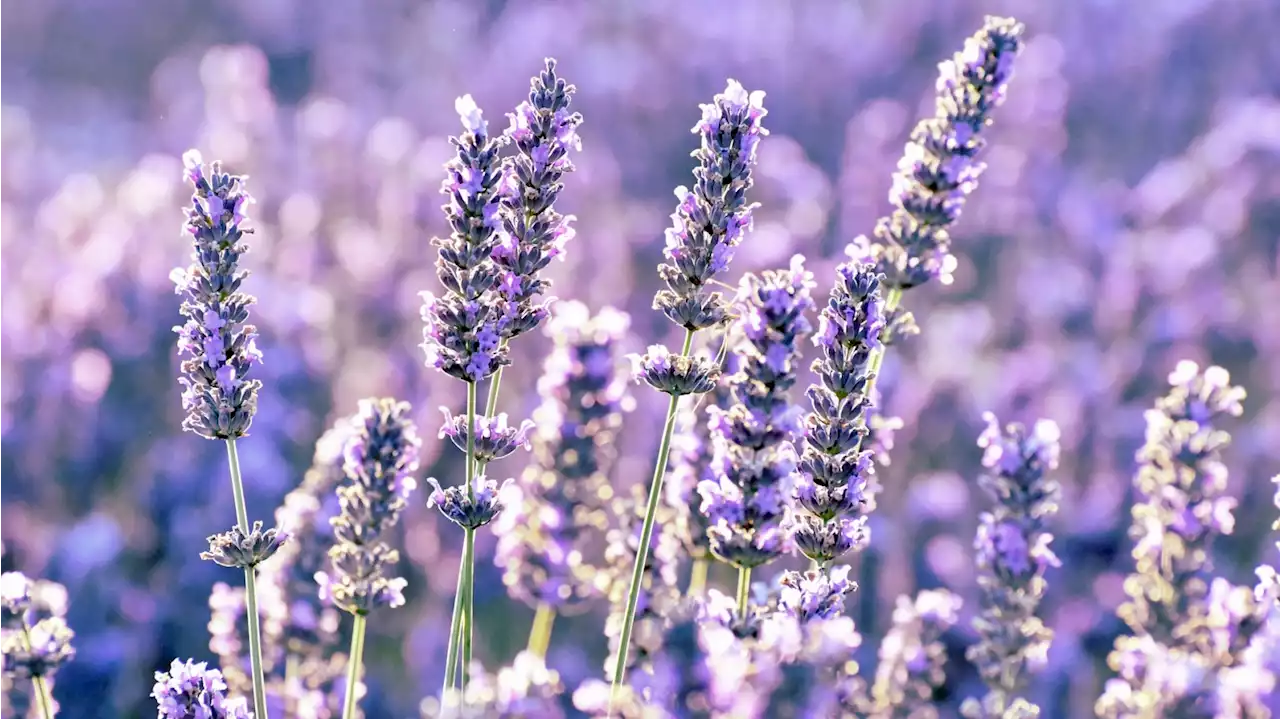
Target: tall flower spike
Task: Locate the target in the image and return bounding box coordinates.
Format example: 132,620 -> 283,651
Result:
318,398 -> 420,616
493,301 -> 634,611
792,260 -> 884,566
172,150 -> 264,439
852,15 -> 1024,292
654,79 -> 769,332
700,256 -> 816,571
419,95 -> 510,382
493,58 -> 584,340
864,589 -> 962,719
962,413 -> 1063,719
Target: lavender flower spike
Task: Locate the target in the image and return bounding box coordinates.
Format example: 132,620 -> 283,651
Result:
853,16 -> 1024,292
791,259 -> 884,567
419,95 -> 510,383
963,413 -> 1062,719
493,58 -> 584,341
865,589 -> 963,719
701,256 -> 816,585
153,659 -> 251,719
172,149 -> 263,439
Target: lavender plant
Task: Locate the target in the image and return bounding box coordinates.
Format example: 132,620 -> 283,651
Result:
152,659 -> 251,719
1,573 -> 75,719
864,589 -> 963,719
610,77 -> 768,706
174,150 -> 282,719
963,413 -> 1062,719
318,398 -> 420,719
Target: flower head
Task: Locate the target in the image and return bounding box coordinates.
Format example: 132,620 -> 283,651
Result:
172,150 -> 263,439
427,475 -> 511,530
438,409 -> 535,463
628,345 -> 721,397
152,658 -> 251,719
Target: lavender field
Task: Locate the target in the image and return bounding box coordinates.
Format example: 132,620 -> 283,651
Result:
2,1 -> 1279,717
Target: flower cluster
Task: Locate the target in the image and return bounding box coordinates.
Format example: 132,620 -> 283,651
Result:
864,589 -> 963,719
792,259 -> 885,566
852,15 -> 1025,291
492,58 -> 584,341
493,301 -> 634,610
963,413 -> 1063,719
700,257 -> 816,570
778,565 -> 858,624
318,398 -> 420,615
419,96 -> 511,383
0,572 -> 75,716
653,79 -> 769,332
152,658 -> 251,719
171,150 -> 264,439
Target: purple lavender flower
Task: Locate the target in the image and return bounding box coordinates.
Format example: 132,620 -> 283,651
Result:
317,398 -> 420,616
438,410 -> 534,463
755,611 -> 866,718
653,80 -> 769,332
492,58 -> 583,341
699,257 -> 816,571
171,150 -> 264,439
419,95 -> 510,383
0,572 -> 74,718
426,475 -> 511,530
851,16 -> 1024,292
627,344 -> 721,397
200,520 -> 290,570
864,589 -> 963,719
423,651 -> 565,719
963,413 -> 1062,719
152,659 -> 251,719
778,565 -> 858,624
792,259 -> 884,566
492,302 -> 633,611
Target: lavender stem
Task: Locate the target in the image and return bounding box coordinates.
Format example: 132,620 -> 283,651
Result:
526,602 -> 556,658
442,554 -> 465,698
225,439 -> 269,719
461,527 -> 476,691
735,567 -> 752,615
340,614 -> 367,719
19,625 -> 55,719
687,559 -> 709,596
608,327 -> 696,710
442,380 -> 479,707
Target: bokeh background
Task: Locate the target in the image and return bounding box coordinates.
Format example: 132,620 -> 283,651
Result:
3,0 -> 1279,717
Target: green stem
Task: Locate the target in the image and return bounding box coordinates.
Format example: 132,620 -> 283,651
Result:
340,613 -> 367,719
484,364 -> 505,418
225,439 -> 269,719
687,559 -> 709,597
526,602 -> 556,658
461,527 -> 476,691
442,557 -> 465,698
863,287 -> 903,406
608,327 -> 696,711
20,626 -> 55,719
735,566 -> 752,615
442,380 -> 479,710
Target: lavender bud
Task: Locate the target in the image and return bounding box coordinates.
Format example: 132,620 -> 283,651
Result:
437,409 -> 534,463
201,520 -> 290,569
420,96 -> 511,383
152,659 -> 251,719
171,150 -> 263,439
493,58 -> 583,341
627,344 -> 721,397
778,565 -> 858,623
851,16 -> 1025,290
321,398 -> 419,615
426,476 -> 511,530
654,80 -> 769,331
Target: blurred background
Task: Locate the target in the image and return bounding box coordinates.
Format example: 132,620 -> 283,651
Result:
2,0 -> 1279,717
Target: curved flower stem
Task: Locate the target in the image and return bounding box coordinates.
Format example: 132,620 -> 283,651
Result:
19,626 -> 54,719
687,559 -> 709,597
225,439 -> 270,719
608,327 -> 696,711
526,602 -> 557,659
340,614 -> 367,719
862,287 -> 903,413
735,566 -> 752,615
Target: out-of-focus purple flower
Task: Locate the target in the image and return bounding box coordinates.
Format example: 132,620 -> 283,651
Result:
423,651 -> 565,718
653,79 -> 768,333
963,412 -> 1062,719
792,259 -> 884,566
152,658 -> 251,719
492,58 -> 583,341
699,257 -> 815,570
437,409 -> 534,463
755,610 -> 866,718
419,96 -> 510,383
627,344 -> 721,397
172,150 -> 263,439
493,302 -> 634,610
850,16 -> 1024,291
863,589 -> 963,719
317,398 -> 420,615
0,572 -> 75,686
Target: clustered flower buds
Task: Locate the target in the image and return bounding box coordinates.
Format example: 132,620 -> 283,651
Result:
0,572 -> 75,694
200,520 -> 290,570
172,150 -> 264,439
318,398 -> 420,615
152,659 -> 251,719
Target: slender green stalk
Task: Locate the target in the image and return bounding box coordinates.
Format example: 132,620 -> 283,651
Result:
735,567 -> 752,615
225,439 -> 270,719
687,559 -> 709,597
862,287 -> 903,408
340,614 -> 368,719
20,626 -> 54,719
442,380 -> 479,709
526,602 -> 557,658
484,364 -> 505,418
461,527 -> 476,690
442,557 -> 466,697
608,328 -> 696,709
